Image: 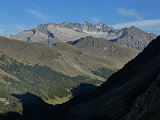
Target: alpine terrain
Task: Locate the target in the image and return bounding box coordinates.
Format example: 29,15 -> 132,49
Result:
0,0 -> 159,120
7,22 -> 157,50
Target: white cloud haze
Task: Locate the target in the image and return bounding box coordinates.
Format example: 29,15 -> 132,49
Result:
116,8 -> 142,20
92,17 -> 101,23
27,9 -> 51,21
0,25 -> 5,34
14,24 -> 28,31
112,19 -> 160,34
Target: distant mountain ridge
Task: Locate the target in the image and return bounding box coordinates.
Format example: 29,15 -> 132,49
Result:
67,36 -> 139,61
111,26 -> 157,50
7,22 -> 157,50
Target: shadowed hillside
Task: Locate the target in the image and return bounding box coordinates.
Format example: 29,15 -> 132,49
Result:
53,36 -> 160,120
0,93 -> 54,120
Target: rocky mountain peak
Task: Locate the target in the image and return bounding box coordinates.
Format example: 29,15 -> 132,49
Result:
6,22 -> 157,50
128,25 -> 138,29
111,26 -> 157,50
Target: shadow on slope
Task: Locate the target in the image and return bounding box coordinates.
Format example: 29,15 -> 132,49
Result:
71,83 -> 97,97
54,36 -> 160,120
0,93 -> 54,120
0,83 -> 97,120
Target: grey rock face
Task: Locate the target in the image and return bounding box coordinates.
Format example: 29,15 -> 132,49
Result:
82,21 -> 114,32
7,22 -> 122,43
7,22 -> 157,50
111,26 -> 157,50
8,24 -> 61,45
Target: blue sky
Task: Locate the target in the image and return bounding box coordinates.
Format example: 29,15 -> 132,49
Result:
0,0 -> 160,35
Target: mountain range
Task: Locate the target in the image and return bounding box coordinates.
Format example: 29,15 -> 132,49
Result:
7,22 -> 157,50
